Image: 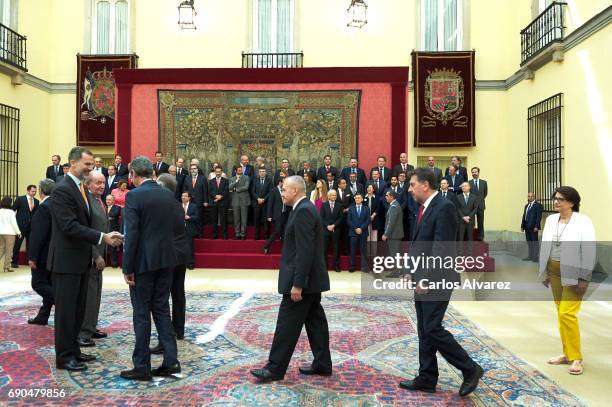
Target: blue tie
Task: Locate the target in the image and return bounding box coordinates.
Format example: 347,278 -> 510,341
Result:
357,206 -> 361,217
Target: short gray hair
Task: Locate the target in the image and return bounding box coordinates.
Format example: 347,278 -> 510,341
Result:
84,171 -> 105,185
130,155 -> 154,178
284,175 -> 306,193
157,173 -> 177,192
39,178 -> 55,196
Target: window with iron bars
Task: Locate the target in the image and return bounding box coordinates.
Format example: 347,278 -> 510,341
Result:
0,103 -> 19,201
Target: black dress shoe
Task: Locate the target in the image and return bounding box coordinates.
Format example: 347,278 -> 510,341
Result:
399,378 -> 436,393
57,360 -> 87,371
335,268 -> 341,273
77,353 -> 96,363
459,365 -> 484,397
27,317 -> 48,325
150,343 -> 164,355
151,362 -> 181,376
250,368 -> 284,381
77,338 -> 95,347
263,247 -> 269,255
10,263 -> 18,269
176,335 -> 184,340
92,330 -> 107,339
298,367 -> 332,376
187,264 -> 194,270
120,369 -> 152,381
349,269 -> 355,273
522,257 -> 532,261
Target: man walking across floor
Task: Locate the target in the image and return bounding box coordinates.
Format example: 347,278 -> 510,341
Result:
251,176 -> 332,381
121,156 -> 180,381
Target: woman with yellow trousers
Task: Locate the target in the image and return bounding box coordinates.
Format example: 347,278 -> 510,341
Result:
538,186 -> 595,375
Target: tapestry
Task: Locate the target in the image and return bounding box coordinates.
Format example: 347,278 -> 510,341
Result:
0,290 -> 585,406
76,54 -> 138,145
412,51 -> 475,147
157,90 -> 361,171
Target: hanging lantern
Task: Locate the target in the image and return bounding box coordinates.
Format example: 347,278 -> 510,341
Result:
178,0 -> 197,30
347,0 -> 368,28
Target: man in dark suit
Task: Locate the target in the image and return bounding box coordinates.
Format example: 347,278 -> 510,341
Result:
251,176 -> 332,381
46,155 -> 62,181
402,168 -> 483,396
175,157 -> 188,180
367,169 -> 387,198
208,166 -> 230,239
231,154 -> 255,178
27,179 -> 56,325
347,172 -> 365,196
317,154 -> 339,181
456,182 -> 479,242
183,163 -> 208,237
320,190 -> 343,273
335,178 -> 352,254
78,171 -> 109,347
153,151 -> 170,176
443,166 -> 464,194
105,194 -> 122,268
251,167 -> 272,240
347,193 -> 371,273
11,184 -> 39,268
297,161 -> 317,182
263,176 -> 288,254
169,165 -> 183,201
426,156 -> 443,185
521,192 -> 543,262
325,171 -> 338,192
48,146 -> 123,372
371,155 -> 392,183
121,156 -> 180,381
340,157 -> 367,185
393,152 -> 415,177
114,154 -> 129,178
181,192 -> 199,269
444,156 -> 468,181
274,158 -> 295,180
439,179 -> 460,211
469,167 -> 488,241
103,164 -> 121,199
92,157 -> 108,177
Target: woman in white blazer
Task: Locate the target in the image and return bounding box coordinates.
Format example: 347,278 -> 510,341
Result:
0,196 -> 22,272
538,186 -> 595,375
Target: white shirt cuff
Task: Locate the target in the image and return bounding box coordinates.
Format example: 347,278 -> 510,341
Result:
98,232 -> 104,245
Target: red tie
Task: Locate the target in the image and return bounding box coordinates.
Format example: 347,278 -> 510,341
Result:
417,205 -> 425,224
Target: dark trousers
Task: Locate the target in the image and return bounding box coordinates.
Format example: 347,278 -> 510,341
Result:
53,271 -> 89,364
266,293 -> 332,376
253,204 -> 269,239
525,228 -> 539,260
210,203 -> 228,238
194,203 -> 203,237
79,267 -> 103,339
171,265 -> 186,338
30,264 -> 54,321
11,231 -> 29,266
349,234 -> 367,271
264,218 -> 286,250
458,221 -> 474,241
129,268 -> 178,372
414,299 -> 477,386
323,230 -> 340,269
476,209 -> 485,240
109,245 -> 119,267
186,235 -> 195,267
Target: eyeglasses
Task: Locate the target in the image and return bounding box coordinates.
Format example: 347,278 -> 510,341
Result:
553,196 -> 567,202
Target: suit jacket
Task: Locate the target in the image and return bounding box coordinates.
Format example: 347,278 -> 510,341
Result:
364,194 -> 382,230
371,166 -> 392,182
267,186 -> 286,221
320,201 -> 343,231
297,168 -> 317,182
382,187 -> 405,210
153,161 -> 170,175
427,166 -> 443,185
183,175 -> 208,205
115,163 -> 129,178
335,188 -> 353,213
28,198 -> 52,267
229,174 -> 251,206
469,179 -> 488,209
317,165 -> 339,181
250,176 -> 272,206
12,195 -> 39,234
366,179 -> 387,197
208,177 -> 230,206
326,180 -> 338,192
384,200 -> 404,239
48,176 -> 101,274
46,165 -> 62,181
231,164 -> 255,178
122,180 -> 178,275
107,204 -> 121,232
392,163 -> 415,177
445,166 -> 468,182
443,173 -> 464,194
173,202 -> 190,266
439,190 -> 460,218
103,175 -> 121,199
347,205 -> 371,237
521,201 -> 543,230
347,181 -> 365,196
89,194 -> 108,260
182,202 -> 199,237
278,198 -> 330,294
340,167 -> 367,185
456,193 -> 479,224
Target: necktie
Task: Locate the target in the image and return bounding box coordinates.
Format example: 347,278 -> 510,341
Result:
379,168 -> 384,178
464,194 -> 469,204
352,168 -> 356,174
402,164 -> 406,171
417,205 -> 425,224
55,166 -> 59,175
376,180 -> 379,189
525,202 -> 533,220
98,197 -> 105,212
357,205 -> 361,217
261,178 -> 264,185
217,178 -> 221,188
330,202 -> 334,212
28,197 -> 33,211
443,192 -> 446,199
157,162 -> 161,171
192,177 -> 197,188
474,179 -> 479,192
79,183 -> 88,208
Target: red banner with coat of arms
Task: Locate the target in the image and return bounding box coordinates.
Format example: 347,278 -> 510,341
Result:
76,54 -> 138,145
412,51 -> 475,147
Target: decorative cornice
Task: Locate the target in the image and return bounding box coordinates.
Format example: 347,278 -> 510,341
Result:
22,73 -> 75,94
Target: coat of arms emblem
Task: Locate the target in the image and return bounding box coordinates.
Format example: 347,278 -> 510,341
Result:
80,67 -> 115,124
422,68 -> 468,127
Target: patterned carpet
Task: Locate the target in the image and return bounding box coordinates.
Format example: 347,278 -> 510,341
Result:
0,290 -> 584,406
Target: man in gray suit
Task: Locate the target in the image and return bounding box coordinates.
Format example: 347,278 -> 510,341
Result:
468,167 -> 488,240
229,165 -> 251,239
78,171 -> 109,347
382,190 -> 404,276
456,182 -> 479,241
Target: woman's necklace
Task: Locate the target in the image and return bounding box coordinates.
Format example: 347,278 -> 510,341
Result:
555,213 -> 573,247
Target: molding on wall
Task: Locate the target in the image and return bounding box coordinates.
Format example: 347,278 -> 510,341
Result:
17,5 -> 610,95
